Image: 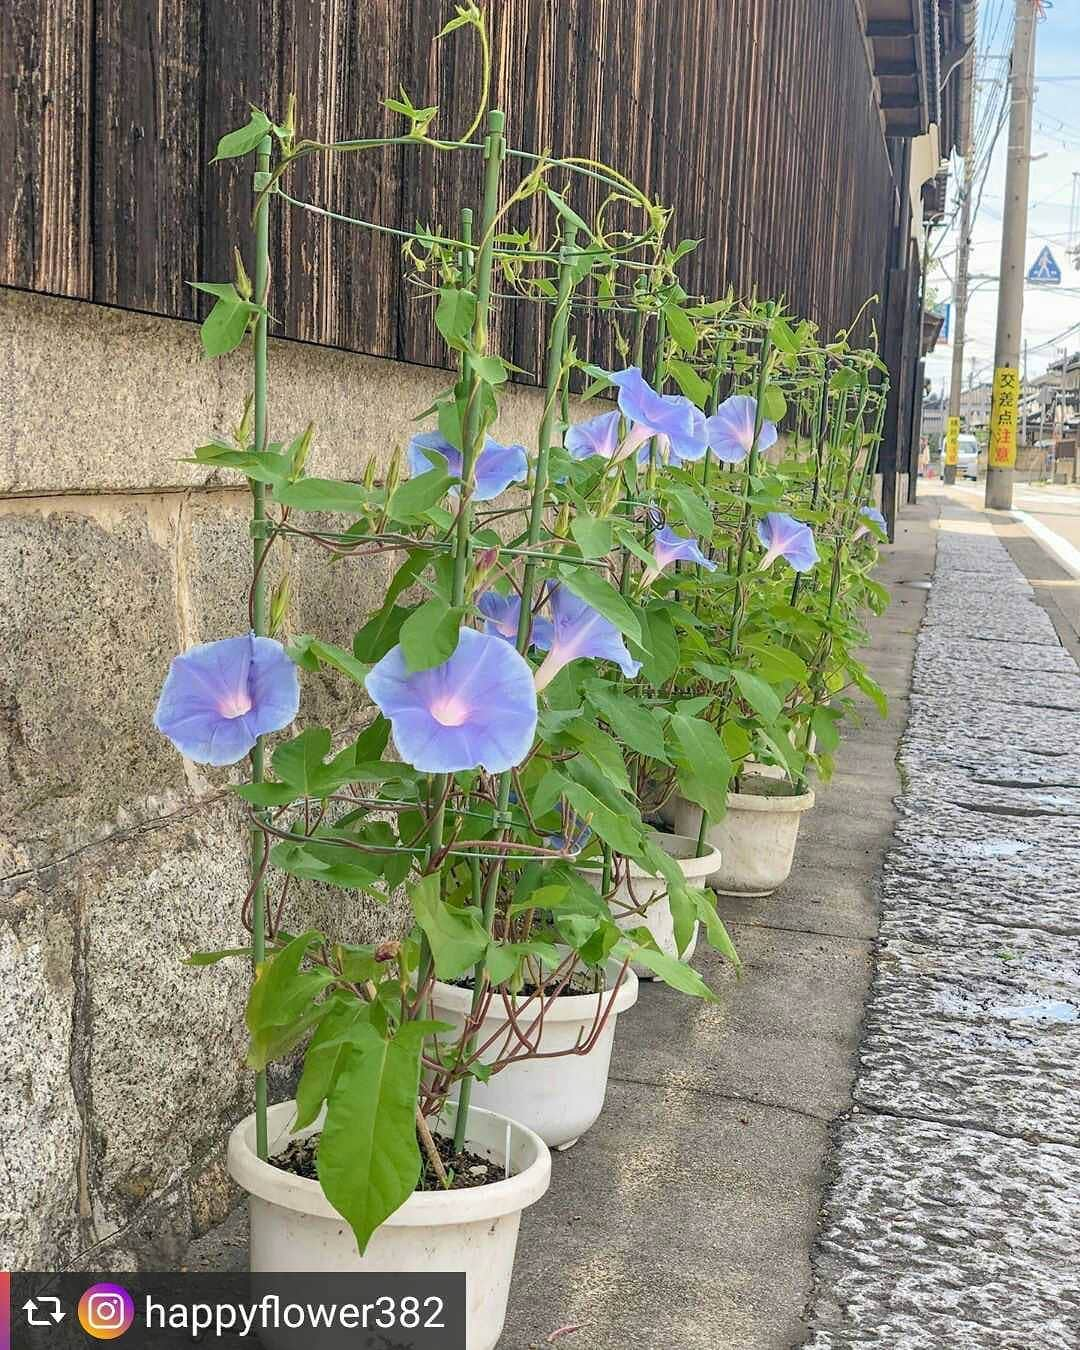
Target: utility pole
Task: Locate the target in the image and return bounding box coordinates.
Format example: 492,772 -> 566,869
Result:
944,9 -> 978,489
986,0 -> 1039,509
945,155 -> 973,485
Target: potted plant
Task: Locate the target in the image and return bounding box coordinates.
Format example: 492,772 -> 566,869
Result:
153,39 -> 740,1344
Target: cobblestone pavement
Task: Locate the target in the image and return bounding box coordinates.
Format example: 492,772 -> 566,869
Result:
805,498 -> 1080,1349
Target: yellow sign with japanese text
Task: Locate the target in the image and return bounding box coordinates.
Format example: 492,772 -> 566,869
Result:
988,366 -> 1019,469
944,416 -> 960,466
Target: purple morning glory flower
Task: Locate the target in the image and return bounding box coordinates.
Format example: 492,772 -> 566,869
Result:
606,368 -> 708,465
407,430 -> 528,502
364,628 -> 537,773
706,394 -> 778,464
532,584 -> 642,691
642,526 -> 718,586
154,634 -> 300,766
756,513 -> 819,573
477,591 -> 553,652
853,505 -> 886,541
565,410 -> 621,462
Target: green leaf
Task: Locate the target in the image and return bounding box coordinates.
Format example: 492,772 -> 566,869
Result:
586,685 -> 668,762
851,664 -> 888,718
666,358 -> 711,407
354,604 -> 411,664
571,514 -> 613,560
544,187 -> 592,240
559,779 -> 646,858
558,565 -> 642,647
269,841 -> 380,890
434,287 -> 477,351
232,781 -> 300,807
621,937 -> 717,999
271,727 -> 334,795
246,930 -> 334,1071
470,354 -> 509,386
196,286 -> 258,357
664,485 -> 712,539
732,669 -> 783,724
811,705 -> 843,753
485,940 -> 561,987
184,947 -> 251,966
317,1020 -> 428,1254
761,384 -> 787,423
566,719 -> 634,796
186,442 -> 291,485
293,996 -> 370,1130
663,301 -> 699,355
632,606 -> 679,686
692,890 -> 741,968
211,108 -> 272,162
409,874 -> 489,982
399,598 -> 463,673
387,460 -> 456,522
289,635 -> 370,686
273,478 -> 377,514
670,714 -> 732,820
742,641 -> 809,684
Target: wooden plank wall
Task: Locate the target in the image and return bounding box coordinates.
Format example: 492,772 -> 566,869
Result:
1,0 -> 900,378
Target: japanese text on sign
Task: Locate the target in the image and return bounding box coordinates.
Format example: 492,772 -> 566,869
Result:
988,366 -> 1019,469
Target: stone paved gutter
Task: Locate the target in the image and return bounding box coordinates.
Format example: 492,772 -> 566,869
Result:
804,493 -> 1080,1349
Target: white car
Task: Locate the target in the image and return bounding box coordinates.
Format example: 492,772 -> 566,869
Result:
956,433 -> 980,481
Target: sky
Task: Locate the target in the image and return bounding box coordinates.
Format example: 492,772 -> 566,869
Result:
924,0 -> 1080,396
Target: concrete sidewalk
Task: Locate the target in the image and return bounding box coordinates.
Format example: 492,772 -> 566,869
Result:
804,487 -> 1080,1348
501,508 -> 937,1349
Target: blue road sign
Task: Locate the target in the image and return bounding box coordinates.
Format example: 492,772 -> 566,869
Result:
1027,246 -> 1062,285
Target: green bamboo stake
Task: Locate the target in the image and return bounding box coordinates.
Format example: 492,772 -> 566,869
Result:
417,205 -> 477,994
694,310 -> 775,857
452,223 -> 579,1151
415,108 -> 505,1149
250,134 -> 273,1161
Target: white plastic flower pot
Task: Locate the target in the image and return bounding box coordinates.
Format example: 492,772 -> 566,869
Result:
430,955 -> 638,1151
227,1099 -> 551,1350
577,831 -> 722,974
674,786 -> 815,897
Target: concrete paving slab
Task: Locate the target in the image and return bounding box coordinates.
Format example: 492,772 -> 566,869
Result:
501,1081 -> 825,1350
805,490 -> 1080,1347
610,924 -> 872,1123
807,1115 -> 1080,1349
915,630 -> 1078,674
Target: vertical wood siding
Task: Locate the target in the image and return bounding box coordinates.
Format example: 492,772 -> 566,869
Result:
1,0 -> 898,366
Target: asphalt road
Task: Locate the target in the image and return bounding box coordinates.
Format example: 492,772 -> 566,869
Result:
939,479 -> 1080,651
946,479 -> 1080,571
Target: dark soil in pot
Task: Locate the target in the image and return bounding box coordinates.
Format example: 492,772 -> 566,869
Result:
273,1131 -> 506,1191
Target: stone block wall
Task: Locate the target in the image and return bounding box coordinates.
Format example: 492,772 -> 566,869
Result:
0,286 -> 551,1268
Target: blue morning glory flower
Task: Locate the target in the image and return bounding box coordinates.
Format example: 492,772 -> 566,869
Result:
756,512 -> 819,573
605,367 -> 708,465
642,526 -> 718,585
533,584 -> 642,691
364,628 -> 537,773
706,394 -> 778,464
406,430 -> 528,502
565,410 -> 622,461
477,591 -> 553,652
154,634 -> 300,766
853,505 -> 886,540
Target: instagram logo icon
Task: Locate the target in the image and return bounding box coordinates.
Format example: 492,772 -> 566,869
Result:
77,1284 -> 135,1340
